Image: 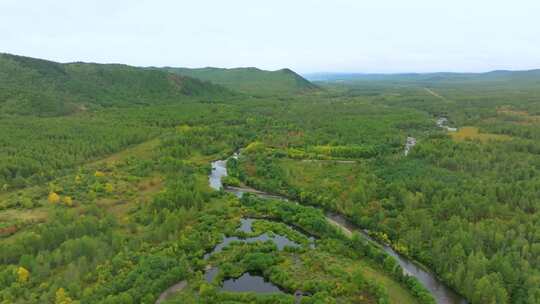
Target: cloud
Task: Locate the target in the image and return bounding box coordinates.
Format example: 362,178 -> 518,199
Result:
1,0 -> 539,73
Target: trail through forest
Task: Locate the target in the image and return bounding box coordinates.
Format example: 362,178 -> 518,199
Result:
424,88 -> 446,100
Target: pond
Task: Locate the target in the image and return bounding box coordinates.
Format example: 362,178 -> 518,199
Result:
222,272 -> 284,293
204,218 -> 301,260
204,267 -> 284,294
239,218 -> 254,233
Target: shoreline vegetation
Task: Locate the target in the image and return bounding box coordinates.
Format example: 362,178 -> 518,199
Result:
219,152 -> 464,303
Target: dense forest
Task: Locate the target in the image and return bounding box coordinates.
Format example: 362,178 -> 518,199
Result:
1,53 -> 540,303
227,79 -> 540,303
160,67 -> 318,96
0,53 -> 233,116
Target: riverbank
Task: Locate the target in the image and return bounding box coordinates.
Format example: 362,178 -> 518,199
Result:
214,155 -> 468,304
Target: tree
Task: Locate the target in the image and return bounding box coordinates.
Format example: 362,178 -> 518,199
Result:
48,192 -> 60,204
382,256 -> 399,274
62,196 -> 73,207
245,141 -> 265,154
16,266 -> 29,283
472,274 -> 508,304
55,288 -> 74,304
352,269 -> 366,288
199,283 -> 217,302
105,183 -> 114,193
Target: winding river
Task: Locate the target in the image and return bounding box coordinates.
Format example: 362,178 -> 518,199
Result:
210,157 -> 468,304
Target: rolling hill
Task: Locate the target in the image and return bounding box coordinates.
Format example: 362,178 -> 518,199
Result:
0,53 -> 234,116
161,66 -> 318,96
305,69 -> 540,84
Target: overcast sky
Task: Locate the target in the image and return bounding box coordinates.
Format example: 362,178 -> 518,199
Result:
1,0 -> 539,73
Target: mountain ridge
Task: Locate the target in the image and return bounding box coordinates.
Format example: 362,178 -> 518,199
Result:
160,66 -> 318,96
304,69 -> 540,82
0,53 -> 234,116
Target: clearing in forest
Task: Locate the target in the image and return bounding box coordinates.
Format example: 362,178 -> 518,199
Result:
450,127 -> 511,142
496,107 -> 540,125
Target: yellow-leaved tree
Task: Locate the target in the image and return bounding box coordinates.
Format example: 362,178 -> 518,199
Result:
245,141 -> 265,154
104,183 -> 114,193
55,288 -> 74,304
48,192 -> 60,204
17,266 -> 29,283
94,171 -> 105,178
62,196 -> 73,207
176,124 -> 192,133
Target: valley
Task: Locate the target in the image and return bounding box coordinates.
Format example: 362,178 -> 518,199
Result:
1,53 -> 540,304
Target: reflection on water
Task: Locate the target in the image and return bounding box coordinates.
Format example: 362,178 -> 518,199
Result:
204,267 -> 283,294
209,160 -> 227,190
222,273 -> 284,294
248,233 -> 299,250
202,217 -> 288,295
204,218 -> 300,260
239,218 -> 254,233
205,267 -> 219,283
204,236 -> 242,259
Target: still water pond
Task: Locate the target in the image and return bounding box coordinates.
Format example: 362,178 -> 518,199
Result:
204,218 -> 300,259
205,267 -> 284,294
222,273 -> 284,293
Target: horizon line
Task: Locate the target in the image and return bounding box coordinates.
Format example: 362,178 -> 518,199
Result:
2,51 -> 539,76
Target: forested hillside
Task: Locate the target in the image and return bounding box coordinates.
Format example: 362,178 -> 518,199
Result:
0,53 -> 233,116
161,67 -> 318,96
306,69 -> 540,85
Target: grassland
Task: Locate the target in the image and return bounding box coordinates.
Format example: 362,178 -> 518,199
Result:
450,127 -> 512,142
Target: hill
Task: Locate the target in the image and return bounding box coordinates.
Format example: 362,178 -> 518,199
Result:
161,66 -> 318,96
0,53 -> 233,116
305,69 -> 540,85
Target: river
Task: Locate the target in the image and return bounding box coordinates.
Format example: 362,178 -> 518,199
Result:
210,157 -> 468,304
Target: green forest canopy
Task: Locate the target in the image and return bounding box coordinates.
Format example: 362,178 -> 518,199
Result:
1,53 -> 540,304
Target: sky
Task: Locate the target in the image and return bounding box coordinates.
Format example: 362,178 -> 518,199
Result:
1,0 -> 539,74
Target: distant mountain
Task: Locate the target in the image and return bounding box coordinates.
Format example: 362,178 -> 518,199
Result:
304,70 -> 540,84
161,66 -> 318,96
0,53 -> 233,116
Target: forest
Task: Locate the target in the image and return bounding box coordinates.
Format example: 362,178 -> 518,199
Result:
1,53 -> 540,304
